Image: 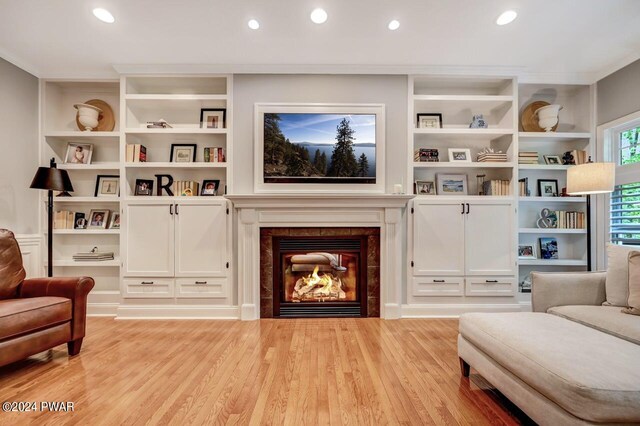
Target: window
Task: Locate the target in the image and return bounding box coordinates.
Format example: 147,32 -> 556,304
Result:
610,183 -> 640,246
619,125 -> 640,165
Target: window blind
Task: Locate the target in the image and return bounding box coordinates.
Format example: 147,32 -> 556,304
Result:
610,182 -> 640,245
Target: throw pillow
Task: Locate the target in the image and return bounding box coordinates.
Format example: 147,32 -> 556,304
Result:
622,251 -> 640,315
0,229 -> 26,299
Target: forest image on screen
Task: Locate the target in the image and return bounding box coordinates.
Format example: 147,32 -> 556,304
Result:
263,113 -> 376,183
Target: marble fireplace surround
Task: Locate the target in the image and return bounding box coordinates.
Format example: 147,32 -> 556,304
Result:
227,194 -> 413,320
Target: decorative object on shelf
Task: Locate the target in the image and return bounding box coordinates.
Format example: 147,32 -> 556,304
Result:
536,208 -> 558,228
146,119 -> 172,129
88,209 -> 110,229
448,148 -> 471,162
543,155 -> 562,165
519,276 -> 532,293
436,174 -> 468,195
155,174 -> 174,196
416,113 -> 442,129
539,237 -> 559,259
74,103 -> 102,132
170,144 -> 197,163
74,213 -> 86,230
64,143 -> 93,164
200,108 -> 227,129
74,99 -> 115,132
476,174 -> 486,195
521,101 -> 558,132
518,244 -> 537,259
518,151 -> 539,164
30,158 -> 74,276
477,147 -> 507,162
203,147 -> 226,162
469,114 -> 488,129
537,179 -> 559,197
482,180 -> 510,196
518,177 -> 530,196
415,180 -> 436,195
562,151 -> 575,165
393,184 -> 403,194
126,144 -> 147,162
72,247 -> 114,262
414,148 -> 439,162
170,180 -> 199,196
108,213 -> 120,229
534,104 -> 563,132
94,175 -> 119,197
134,179 -> 154,196
567,161 -> 615,271
201,179 -> 220,196
562,150 -> 588,165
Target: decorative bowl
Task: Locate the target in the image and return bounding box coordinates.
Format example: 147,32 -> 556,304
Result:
534,104 -> 563,132
74,103 -> 103,131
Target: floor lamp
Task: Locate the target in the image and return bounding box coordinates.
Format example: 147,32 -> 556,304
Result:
567,162 -> 615,271
30,158 -> 74,277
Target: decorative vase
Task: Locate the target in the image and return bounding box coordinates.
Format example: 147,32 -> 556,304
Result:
74,103 -> 102,131
534,104 -> 562,132
469,114 -> 488,129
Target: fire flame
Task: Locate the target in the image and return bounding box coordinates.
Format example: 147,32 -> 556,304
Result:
293,265 -> 346,302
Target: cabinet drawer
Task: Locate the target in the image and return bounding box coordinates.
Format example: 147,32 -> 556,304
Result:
176,278 -> 227,299
412,276 -> 464,297
465,277 -> 515,297
123,278 -> 174,298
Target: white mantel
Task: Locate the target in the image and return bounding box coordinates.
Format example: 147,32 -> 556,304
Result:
227,194 -> 413,320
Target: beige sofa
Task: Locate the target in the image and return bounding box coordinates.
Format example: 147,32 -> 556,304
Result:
458,246 -> 640,425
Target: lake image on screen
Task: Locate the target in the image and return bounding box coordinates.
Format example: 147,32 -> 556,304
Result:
263,113 -> 376,183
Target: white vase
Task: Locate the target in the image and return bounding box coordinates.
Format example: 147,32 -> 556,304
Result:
74,103 -> 102,131
534,104 -> 563,132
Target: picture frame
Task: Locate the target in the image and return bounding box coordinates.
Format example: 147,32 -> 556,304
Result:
448,148 -> 472,162
436,174 -> 468,195
134,179 -> 154,196
416,113 -> 442,129
539,237 -> 559,260
108,213 -> 120,229
94,175 -> 119,197
543,155 -> 562,165
170,144 -> 197,163
200,108 -> 226,129
73,212 -> 86,230
65,143 -> 93,164
518,244 -> 537,259
537,179 -> 559,197
87,209 -> 110,229
415,180 -> 436,195
200,179 -> 220,196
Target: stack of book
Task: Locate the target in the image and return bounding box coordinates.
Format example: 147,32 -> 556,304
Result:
477,152 -> 508,162
54,211 -> 84,229
146,120 -> 172,129
125,144 -> 147,162
553,211 -> 586,229
482,180 -> 510,196
203,147 -> 226,163
518,178 -> 530,197
519,152 -> 539,164
171,181 -> 200,196
413,148 -> 439,162
72,250 -> 115,262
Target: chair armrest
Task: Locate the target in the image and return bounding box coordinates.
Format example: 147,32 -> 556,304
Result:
19,277 -> 95,340
531,272 -> 606,313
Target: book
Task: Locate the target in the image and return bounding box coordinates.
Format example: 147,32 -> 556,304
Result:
126,144 -> 147,162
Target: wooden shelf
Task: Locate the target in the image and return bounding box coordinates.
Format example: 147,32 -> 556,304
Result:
413,128 -> 513,136
519,196 -> 586,203
52,229 -> 120,235
125,94 -> 228,101
518,132 -> 591,142
43,131 -> 119,138
518,164 -> 572,170
413,195 -> 514,201
125,128 -> 227,135
125,162 -> 227,169
518,259 -> 587,266
518,228 -> 586,234
413,162 -> 514,169
48,258 -> 120,267
58,162 -> 120,171
52,197 -> 119,203
413,95 -> 513,102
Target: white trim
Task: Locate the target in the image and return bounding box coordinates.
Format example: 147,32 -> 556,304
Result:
15,234 -> 42,279
115,305 -> 240,319
401,303 -> 527,318
87,290 -> 120,317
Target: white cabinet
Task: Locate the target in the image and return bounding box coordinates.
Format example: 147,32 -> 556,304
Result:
464,202 -> 515,276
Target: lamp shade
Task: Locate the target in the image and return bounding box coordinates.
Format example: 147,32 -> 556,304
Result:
567,162 -> 615,195
30,167 -> 74,192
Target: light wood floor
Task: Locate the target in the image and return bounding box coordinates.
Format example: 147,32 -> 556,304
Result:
0,318 -> 530,425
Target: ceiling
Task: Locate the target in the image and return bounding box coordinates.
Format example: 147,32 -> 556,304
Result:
1,0 -> 640,81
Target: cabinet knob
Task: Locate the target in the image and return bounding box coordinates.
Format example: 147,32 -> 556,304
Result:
141,281 -> 154,285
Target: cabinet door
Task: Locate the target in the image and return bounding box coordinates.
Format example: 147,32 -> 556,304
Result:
465,202 -> 515,276
175,201 -> 228,277
124,203 -> 175,277
413,201 -> 465,276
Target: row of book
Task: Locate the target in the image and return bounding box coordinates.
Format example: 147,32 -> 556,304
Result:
551,211 -> 586,229
482,180 -> 510,196
126,144 -> 147,162
203,147 -> 226,162
567,150 -> 589,165
477,152 -> 507,162
72,249 -> 115,262
54,211 -> 83,229
518,177 -> 531,196
519,151 -> 539,164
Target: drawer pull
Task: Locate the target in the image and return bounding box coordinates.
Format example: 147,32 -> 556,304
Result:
485,280 -> 498,283
433,279 -> 445,283
195,281 -> 208,285
141,281 -> 154,285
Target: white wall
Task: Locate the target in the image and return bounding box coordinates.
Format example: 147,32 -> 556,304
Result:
0,57 -> 39,234
232,74 -> 408,193
597,58 -> 640,125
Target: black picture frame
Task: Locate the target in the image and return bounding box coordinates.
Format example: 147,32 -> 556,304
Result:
537,179 -> 559,197
170,144 -> 197,163
134,179 -> 154,196
200,108 -> 227,129
94,175 -> 120,197
200,179 -> 221,196
416,113 -> 443,129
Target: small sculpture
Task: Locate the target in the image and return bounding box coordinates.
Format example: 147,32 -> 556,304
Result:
562,151 -> 575,165
536,208 -> 557,229
534,104 -> 563,132
469,114 -> 488,129
74,103 -> 102,131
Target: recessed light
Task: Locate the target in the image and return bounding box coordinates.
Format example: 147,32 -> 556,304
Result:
388,20 -> 400,31
310,8 -> 328,24
92,8 -> 115,24
496,10 -> 517,26
248,19 -> 260,30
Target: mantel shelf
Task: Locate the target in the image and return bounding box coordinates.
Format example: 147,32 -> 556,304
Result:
226,194 -> 414,209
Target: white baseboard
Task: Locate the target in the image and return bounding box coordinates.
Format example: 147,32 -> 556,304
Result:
87,291 -> 120,317
240,303 -> 258,320
383,303 -> 402,319
401,303 -> 527,318
116,305 -> 240,319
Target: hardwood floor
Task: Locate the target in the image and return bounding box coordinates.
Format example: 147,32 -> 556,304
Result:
0,318 -> 531,425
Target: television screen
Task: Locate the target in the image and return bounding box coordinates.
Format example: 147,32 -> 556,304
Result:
263,113 -> 376,184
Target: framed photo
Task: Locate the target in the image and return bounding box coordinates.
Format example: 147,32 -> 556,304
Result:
65,143 -> 93,164
539,237 -> 559,260
437,174 -> 468,195
417,113 -> 442,129
201,179 -> 220,196
448,148 -> 472,162
537,179 -> 559,197
200,108 -> 226,129
170,144 -> 197,163
518,244 -> 537,259
94,175 -> 119,197
134,179 -> 154,196
108,213 -> 120,229
415,180 -> 436,195
73,212 -> 86,230
88,209 -> 109,229
543,155 -> 561,165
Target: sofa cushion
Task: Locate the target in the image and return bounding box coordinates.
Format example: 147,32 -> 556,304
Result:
0,297 -> 72,341
604,243 -> 639,306
623,251 -> 640,316
548,305 -> 640,345
459,312 -> 640,423
0,229 -> 26,300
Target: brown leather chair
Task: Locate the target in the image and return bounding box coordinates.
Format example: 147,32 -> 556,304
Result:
0,229 -> 94,367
